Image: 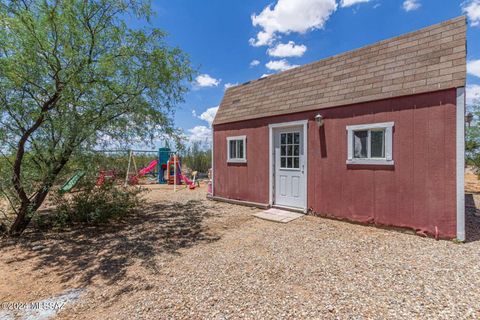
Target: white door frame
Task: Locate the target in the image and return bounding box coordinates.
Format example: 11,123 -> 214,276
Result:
268,120 -> 308,212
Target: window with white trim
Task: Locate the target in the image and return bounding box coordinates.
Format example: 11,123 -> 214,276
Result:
227,136 -> 246,163
346,122 -> 394,165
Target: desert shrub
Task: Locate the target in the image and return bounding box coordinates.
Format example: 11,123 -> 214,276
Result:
181,142 -> 211,174
49,181 -> 144,229
470,153 -> 480,178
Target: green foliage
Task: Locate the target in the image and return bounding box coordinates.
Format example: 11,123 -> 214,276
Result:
466,99 -> 480,165
0,0 -> 193,235
469,154 -> 480,180
466,98 -> 480,179
181,142 -> 211,174
45,181 -> 143,230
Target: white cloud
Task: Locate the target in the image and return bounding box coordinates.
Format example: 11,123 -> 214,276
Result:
468,59 -> 480,78
224,83 -> 238,90
194,74 -> 220,88
340,0 -> 371,8
267,41 -> 307,58
187,106 -> 219,144
249,0 -> 337,47
191,110 -> 197,117
261,73 -> 272,78
403,0 -> 421,11
249,31 -> 275,47
467,84 -> 480,105
188,125 -> 212,143
198,106 -> 219,127
266,59 -> 299,72
463,0 -> 480,26
250,59 -> 260,67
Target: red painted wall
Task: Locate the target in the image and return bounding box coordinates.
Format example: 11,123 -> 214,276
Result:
213,89 -> 457,238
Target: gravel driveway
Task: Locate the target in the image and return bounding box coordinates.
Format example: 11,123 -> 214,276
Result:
2,185 -> 480,319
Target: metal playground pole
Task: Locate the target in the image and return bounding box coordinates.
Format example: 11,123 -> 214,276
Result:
124,149 -> 132,187
173,153 -> 177,192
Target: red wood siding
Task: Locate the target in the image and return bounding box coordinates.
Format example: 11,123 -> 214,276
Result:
213,89 -> 458,238
213,121 -> 270,204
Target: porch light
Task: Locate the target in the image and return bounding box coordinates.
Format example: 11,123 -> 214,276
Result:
315,114 -> 324,127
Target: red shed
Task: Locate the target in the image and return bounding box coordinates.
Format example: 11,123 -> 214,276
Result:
211,17 -> 467,240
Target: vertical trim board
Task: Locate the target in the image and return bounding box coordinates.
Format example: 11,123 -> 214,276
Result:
456,87 -> 465,242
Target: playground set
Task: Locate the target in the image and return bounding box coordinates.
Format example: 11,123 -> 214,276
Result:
60,147 -> 199,193
124,147 -> 198,190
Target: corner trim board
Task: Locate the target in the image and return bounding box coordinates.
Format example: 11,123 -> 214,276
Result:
212,127 -> 215,196
456,87 -> 465,242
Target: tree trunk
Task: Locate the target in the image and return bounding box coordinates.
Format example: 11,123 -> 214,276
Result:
8,188 -> 49,236
8,153 -> 71,237
8,202 -> 32,237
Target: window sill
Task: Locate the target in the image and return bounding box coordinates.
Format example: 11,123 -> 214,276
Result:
346,159 -> 394,166
278,167 -> 301,171
227,159 -> 247,164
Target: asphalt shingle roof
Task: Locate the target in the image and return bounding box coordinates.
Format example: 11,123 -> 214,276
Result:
214,16 -> 467,125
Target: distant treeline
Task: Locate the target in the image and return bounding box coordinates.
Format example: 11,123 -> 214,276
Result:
180,142 -> 212,175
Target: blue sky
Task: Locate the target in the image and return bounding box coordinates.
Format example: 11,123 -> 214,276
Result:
133,0 -> 480,147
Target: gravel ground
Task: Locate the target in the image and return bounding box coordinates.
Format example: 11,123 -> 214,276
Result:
1,183 -> 480,319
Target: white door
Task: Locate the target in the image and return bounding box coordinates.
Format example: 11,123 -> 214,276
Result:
274,127 -> 306,209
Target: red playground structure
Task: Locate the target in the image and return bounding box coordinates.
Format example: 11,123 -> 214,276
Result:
167,155 -> 196,189
96,170 -> 116,186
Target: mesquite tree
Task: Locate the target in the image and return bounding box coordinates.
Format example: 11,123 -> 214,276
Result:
0,0 -> 193,236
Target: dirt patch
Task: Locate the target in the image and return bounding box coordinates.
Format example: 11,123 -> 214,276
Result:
0,185 -> 253,310
465,167 -> 480,194
1,182 -> 480,319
